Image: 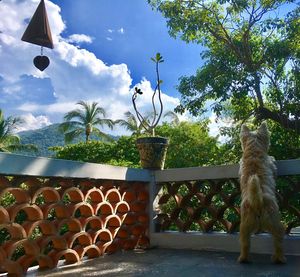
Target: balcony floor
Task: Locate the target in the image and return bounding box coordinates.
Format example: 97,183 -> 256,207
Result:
28,248 -> 300,277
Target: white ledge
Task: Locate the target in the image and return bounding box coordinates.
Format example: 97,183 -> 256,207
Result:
0,153 -> 150,182
150,232 -> 300,256
0,153 -> 299,183
154,160 -> 300,182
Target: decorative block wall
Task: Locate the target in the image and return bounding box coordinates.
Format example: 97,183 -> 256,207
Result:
156,176 -> 300,234
0,176 -> 149,276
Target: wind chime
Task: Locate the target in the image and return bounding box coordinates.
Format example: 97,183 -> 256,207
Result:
21,0 -> 54,71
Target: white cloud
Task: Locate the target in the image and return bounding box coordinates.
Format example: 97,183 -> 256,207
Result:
17,103 -> 41,113
131,78 -> 178,108
0,0 -> 181,135
0,33 -> 16,45
0,0 -> 65,82
54,41 -> 107,73
118,28 -> 125,34
208,113 -> 233,142
3,85 -> 22,95
106,37 -> 113,41
18,101 -> 77,114
17,113 -> 52,132
0,2 -> 132,94
128,78 -> 182,121
66,34 -> 94,44
107,28 -> 124,36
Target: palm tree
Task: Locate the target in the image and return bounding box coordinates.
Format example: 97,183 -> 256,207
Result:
59,101 -> 114,143
115,111 -> 151,136
163,111 -> 180,126
0,110 -> 37,152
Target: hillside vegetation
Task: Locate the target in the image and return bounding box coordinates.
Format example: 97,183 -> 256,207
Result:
17,124 -> 117,157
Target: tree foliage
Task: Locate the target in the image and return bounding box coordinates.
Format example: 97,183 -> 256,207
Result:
59,101 -> 114,143
0,110 -> 37,153
149,0 -> 300,134
156,120 -> 219,168
52,121 -> 219,168
50,136 -> 140,167
219,120 -> 300,164
115,111 -> 149,136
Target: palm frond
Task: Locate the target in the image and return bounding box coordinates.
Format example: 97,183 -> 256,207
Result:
115,118 -> 133,128
164,110 -> 180,125
0,110 -> 23,138
89,101 -> 105,116
59,121 -> 83,132
0,110 -> 29,151
92,128 -> 114,142
115,119 -> 137,132
125,111 -> 140,128
94,106 -> 106,117
115,111 -> 140,133
93,118 -> 114,130
77,100 -> 89,110
64,129 -> 84,143
64,110 -> 85,122
3,135 -> 21,145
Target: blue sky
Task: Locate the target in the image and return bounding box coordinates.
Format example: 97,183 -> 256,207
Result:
0,0 -> 203,133
52,0 -> 203,91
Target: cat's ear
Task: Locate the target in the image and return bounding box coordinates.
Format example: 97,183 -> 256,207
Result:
258,121 -> 269,137
240,124 -> 250,137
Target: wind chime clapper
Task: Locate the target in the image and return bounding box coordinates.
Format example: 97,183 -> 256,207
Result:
21,0 -> 54,71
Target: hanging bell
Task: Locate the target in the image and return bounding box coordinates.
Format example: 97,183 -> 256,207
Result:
21,0 -> 54,71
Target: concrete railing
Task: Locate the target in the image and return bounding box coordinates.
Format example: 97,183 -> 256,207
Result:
0,153 -> 299,275
151,159 -> 300,255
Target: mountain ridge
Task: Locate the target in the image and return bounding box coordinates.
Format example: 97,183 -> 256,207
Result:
17,123 -> 118,157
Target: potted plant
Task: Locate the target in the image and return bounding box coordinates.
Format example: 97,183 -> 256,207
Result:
132,53 -> 169,170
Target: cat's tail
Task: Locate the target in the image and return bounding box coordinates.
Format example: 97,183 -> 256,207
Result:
247,174 -> 263,212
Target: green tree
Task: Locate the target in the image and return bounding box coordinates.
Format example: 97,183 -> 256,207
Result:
156,120 -> 219,168
0,110 -> 37,152
59,101 -> 114,143
149,0 -> 300,134
110,136 -> 140,166
218,120 -> 300,165
163,110 -> 180,126
52,121 -> 219,168
50,141 -> 116,164
115,111 -> 149,136
50,136 -> 140,167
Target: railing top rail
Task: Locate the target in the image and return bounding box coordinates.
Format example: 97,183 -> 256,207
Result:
0,152 -> 151,182
0,153 -> 299,183
154,159 -> 300,182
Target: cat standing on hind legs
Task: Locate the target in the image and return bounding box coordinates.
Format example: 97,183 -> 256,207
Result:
238,122 -> 286,264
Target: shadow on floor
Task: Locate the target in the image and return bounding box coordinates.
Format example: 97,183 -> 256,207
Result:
27,248 -> 300,277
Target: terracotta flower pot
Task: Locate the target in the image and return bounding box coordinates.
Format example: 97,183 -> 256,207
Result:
136,137 -> 169,170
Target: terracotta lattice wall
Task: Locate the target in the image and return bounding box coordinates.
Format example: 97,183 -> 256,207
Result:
0,176 -> 149,276
156,176 -> 300,234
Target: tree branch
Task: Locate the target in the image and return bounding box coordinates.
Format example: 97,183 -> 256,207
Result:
256,107 -> 300,134
264,69 -> 284,111
252,72 -> 264,107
